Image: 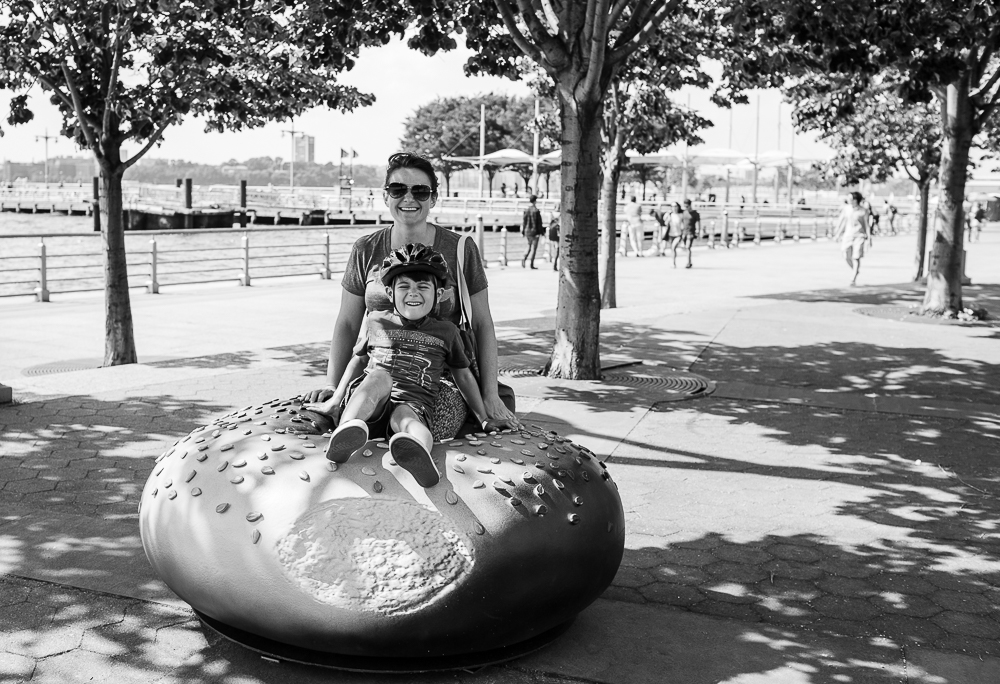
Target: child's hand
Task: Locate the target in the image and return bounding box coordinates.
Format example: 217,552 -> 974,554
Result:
304,398 -> 342,423
483,417 -> 518,433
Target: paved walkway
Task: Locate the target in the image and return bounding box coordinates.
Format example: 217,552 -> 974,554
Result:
2,229 -> 1000,682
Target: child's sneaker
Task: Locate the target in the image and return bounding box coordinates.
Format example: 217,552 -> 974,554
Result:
389,433 -> 439,487
325,418 -> 368,463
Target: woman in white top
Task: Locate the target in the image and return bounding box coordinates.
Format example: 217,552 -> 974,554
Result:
834,191 -> 872,286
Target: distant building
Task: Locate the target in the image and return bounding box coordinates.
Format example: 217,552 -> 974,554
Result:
294,135 -> 315,164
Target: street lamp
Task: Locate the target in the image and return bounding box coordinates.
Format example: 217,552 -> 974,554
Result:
35,129 -> 57,185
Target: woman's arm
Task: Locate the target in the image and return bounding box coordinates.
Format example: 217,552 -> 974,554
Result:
469,287 -> 519,427
450,366 -> 489,429
303,289 -> 366,403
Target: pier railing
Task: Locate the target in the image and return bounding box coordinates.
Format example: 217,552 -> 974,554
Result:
0,209 -> 921,302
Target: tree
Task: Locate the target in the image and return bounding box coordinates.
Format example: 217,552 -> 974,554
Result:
787,74 -> 941,280
0,0 -> 387,365
595,25 -> 714,309
398,94 -> 557,196
729,0 -> 1000,314
412,0 -> 690,378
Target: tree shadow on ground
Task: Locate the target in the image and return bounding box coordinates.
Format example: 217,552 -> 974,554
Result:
753,281 -> 1000,313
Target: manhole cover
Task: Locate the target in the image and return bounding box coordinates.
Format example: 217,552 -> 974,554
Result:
22,358 -> 105,376
498,366 -> 544,377
602,371 -> 715,400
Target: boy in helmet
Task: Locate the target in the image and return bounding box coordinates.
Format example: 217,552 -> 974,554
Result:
307,243 -> 494,488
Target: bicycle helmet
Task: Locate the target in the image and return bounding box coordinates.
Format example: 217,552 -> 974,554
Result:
379,243 -> 450,288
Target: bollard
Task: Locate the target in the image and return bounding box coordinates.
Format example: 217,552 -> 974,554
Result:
476,214 -> 486,267
708,220 -> 716,248
147,238 -> 159,294
754,217 -> 762,245
499,227 -> 508,266
721,211 -> 729,248
322,233 -> 332,280
732,219 -> 741,248
812,218 -> 819,241
35,240 -> 50,302
240,233 -> 251,286
184,178 -> 194,230
238,180 -> 248,228
794,219 -> 801,241
776,221 -> 783,244
92,176 -> 101,233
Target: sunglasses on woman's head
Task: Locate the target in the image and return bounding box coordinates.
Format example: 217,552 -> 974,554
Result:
385,183 -> 433,201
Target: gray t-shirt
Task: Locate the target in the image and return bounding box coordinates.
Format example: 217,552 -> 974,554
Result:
342,225 -> 489,327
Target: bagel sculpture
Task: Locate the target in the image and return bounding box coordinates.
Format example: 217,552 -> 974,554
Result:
139,397 -> 625,661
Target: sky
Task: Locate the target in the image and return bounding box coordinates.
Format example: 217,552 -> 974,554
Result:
0,37 -> 833,167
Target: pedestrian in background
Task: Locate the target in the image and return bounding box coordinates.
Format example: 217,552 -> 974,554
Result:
833,191 -> 871,286
679,198 -> 700,269
645,204 -> 667,256
547,207 -> 560,270
521,194 -> 543,269
972,202 -> 986,241
621,196 -> 645,257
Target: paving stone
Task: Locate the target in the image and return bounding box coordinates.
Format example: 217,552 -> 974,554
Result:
711,544 -> 773,565
0,651 -> 35,683
871,614 -> 947,645
819,575 -> 879,599
755,598 -> 821,625
926,572 -> 992,593
610,565 -> 655,589
654,546 -> 718,568
930,590 -> 996,615
878,593 -> 944,618
703,561 -> 768,584
812,595 -> 882,622
652,564 -> 709,586
638,583 -> 705,607
873,572 -> 937,596
691,599 -> 761,622
4,478 -> 57,495
808,615 -> 881,639
599,585 -> 646,605
814,557 -> 880,579
756,576 -> 821,602
932,633 -> 1000,658
619,547 -> 665,570
30,647 -> 157,684
767,543 -> 823,563
932,611 -> 1000,639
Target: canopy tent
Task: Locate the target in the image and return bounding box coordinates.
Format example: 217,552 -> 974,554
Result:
444,149 -> 557,197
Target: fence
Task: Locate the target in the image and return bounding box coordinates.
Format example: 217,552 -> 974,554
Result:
0,208 -> 920,302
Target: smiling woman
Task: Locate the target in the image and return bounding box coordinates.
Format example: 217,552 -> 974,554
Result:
304,152 -> 518,440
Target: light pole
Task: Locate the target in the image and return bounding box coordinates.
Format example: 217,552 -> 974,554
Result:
35,129 -> 57,184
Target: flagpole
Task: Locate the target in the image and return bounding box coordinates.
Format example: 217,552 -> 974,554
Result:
532,98 -> 539,195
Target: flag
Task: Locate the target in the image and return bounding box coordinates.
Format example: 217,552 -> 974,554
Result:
352,149 -> 359,158
340,148 -> 349,158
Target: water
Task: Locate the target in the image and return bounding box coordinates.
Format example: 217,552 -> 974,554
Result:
0,213 -> 504,299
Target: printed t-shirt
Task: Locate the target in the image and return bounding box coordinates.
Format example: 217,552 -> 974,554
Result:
354,311 -> 470,415
342,226 -> 488,327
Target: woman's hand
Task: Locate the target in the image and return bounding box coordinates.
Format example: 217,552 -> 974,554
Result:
303,395 -> 343,423
302,386 -> 336,404
483,394 -> 520,430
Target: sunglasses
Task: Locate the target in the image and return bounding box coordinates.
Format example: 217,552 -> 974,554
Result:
385,183 -> 433,201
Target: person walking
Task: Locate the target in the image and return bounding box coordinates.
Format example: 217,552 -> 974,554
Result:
547,208 -> 560,270
834,191 -> 872,286
621,196 -> 645,257
972,201 -> 986,241
521,194 -> 543,269
679,198 -> 700,269
645,204 -> 667,256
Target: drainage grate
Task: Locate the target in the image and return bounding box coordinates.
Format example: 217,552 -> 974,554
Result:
602,371 -> 715,400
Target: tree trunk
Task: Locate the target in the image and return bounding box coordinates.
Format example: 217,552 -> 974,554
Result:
913,178 -> 930,281
443,172 -> 451,198
599,116 -> 626,310
923,78 -> 972,313
547,95 -> 603,380
100,164 -> 138,366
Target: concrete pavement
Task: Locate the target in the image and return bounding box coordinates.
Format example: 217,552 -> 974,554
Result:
2,229 -> 1000,682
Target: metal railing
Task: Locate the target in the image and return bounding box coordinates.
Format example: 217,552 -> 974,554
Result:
0,208 -> 920,302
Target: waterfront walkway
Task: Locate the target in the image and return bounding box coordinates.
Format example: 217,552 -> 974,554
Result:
2,231 -> 1000,683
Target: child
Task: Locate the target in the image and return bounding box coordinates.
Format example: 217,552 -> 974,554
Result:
308,243 -> 496,488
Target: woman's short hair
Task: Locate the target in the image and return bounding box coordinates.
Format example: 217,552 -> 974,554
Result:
385,152 -> 439,194
850,191 -> 864,204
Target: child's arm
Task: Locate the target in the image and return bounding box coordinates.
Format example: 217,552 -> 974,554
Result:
451,366 -> 518,432
306,354 -> 366,419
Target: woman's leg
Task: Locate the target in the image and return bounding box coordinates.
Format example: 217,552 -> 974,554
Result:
671,237 -> 681,267
684,235 -> 693,268
851,254 -> 862,285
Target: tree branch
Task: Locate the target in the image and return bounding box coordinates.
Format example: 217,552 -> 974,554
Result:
122,118 -> 172,171
493,0 -> 545,65
515,0 -> 565,60
607,0 -> 674,67
103,13 -> 129,136
580,0 -> 611,99
971,62 -> 1000,103
60,63 -> 102,157
608,0 -> 630,30
34,73 -> 77,114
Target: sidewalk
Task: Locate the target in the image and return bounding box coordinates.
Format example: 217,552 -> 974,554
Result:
2,230 -> 1000,683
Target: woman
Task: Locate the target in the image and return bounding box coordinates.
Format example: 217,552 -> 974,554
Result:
664,202 -> 684,267
305,152 -> 519,437
643,205 -> 667,256
834,191 -> 871,286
